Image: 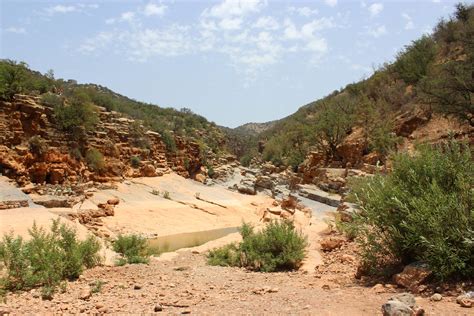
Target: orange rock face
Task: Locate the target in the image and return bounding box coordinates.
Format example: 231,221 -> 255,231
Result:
0,95 -> 211,185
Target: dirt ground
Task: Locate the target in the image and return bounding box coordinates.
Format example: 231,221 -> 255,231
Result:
4,249 -> 467,315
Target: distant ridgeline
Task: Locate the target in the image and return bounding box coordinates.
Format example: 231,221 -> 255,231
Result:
0,60 -> 231,185
231,3 -> 473,170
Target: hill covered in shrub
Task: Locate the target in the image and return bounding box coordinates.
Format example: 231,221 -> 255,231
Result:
230,3 -> 473,169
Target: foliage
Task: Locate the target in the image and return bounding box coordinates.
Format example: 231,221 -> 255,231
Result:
240,154 -> 252,167
130,156 -> 141,168
40,93 -> 63,108
393,36 -> 437,85
0,219 -> 101,297
348,140 -> 473,280
0,60 -> 55,100
112,234 -> 149,265
28,136 -> 49,157
91,280 -> 105,294
53,90 -> 99,139
422,5 -> 474,123
208,221 -> 308,272
85,149 -> 105,172
312,94 -> 356,159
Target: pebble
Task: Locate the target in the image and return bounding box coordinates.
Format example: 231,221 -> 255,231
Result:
154,304 -> 163,312
134,284 -> 142,290
430,293 -> 442,302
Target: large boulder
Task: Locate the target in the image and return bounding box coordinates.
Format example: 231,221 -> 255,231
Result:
235,179 -> 256,195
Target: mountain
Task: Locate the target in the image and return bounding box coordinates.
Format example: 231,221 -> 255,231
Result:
230,3 -> 473,170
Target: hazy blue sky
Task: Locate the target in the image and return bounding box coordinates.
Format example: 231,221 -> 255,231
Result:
0,0 -> 465,127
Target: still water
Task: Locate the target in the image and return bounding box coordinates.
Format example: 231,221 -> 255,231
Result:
147,226 -> 239,255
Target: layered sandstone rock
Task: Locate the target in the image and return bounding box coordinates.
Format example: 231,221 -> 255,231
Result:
0,94 -> 214,185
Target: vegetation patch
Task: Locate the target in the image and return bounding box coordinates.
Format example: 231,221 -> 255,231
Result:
208,221 -> 308,272
85,149 -> 105,172
112,234 -> 150,266
347,140 -> 473,280
28,136 -> 49,157
0,219 -> 101,299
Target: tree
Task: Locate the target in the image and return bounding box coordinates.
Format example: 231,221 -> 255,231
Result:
312,94 -> 355,159
422,5 -> 474,124
393,35 -> 437,85
0,60 -> 28,100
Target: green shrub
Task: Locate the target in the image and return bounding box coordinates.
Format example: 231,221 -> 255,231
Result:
40,93 -> 63,108
54,90 -> 98,134
240,154 -> 252,167
207,243 -> 240,267
161,131 -> 177,153
0,219 -> 101,297
348,140 -> 473,280
130,156 -> 141,168
28,136 -> 48,156
207,164 -> 215,178
112,234 -> 149,265
208,221 -> 308,272
85,149 -> 105,172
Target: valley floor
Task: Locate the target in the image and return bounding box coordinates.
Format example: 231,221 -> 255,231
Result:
4,250 -> 464,315
0,174 -> 469,315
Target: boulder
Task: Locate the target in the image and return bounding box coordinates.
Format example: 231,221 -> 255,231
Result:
393,262 -> 432,291
255,176 -> 274,190
235,179 -> 256,195
141,164 -> 157,177
107,198 -> 120,205
381,300 -> 413,316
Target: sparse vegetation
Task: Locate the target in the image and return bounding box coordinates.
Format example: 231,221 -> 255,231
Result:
0,219 -> 101,298
112,234 -> 150,266
85,149 -> 105,172
28,136 -> 49,156
348,140 -> 473,280
130,156 -> 141,168
208,221 -> 308,272
90,280 -> 106,294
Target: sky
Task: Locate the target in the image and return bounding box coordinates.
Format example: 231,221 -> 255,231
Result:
0,0 -> 467,127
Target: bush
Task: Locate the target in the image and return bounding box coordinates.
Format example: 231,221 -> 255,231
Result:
85,149 -> 105,172
112,234 -> 149,266
40,93 -> 63,108
161,131 -> 177,153
240,154 -> 252,167
28,136 -> 48,156
130,156 -> 141,168
208,221 -> 308,272
348,140 -> 473,280
0,219 -> 101,297
54,90 -> 98,134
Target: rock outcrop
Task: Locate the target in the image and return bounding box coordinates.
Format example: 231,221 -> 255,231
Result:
0,94 -> 214,185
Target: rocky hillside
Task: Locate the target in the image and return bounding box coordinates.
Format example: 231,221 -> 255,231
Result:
233,121 -> 277,135
0,94 -> 229,186
230,4 -> 474,174
0,59 -> 236,186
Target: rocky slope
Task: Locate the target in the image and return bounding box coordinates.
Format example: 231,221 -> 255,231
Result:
0,94 -> 222,186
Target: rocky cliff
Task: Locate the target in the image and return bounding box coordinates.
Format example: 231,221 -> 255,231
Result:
0,94 -> 214,186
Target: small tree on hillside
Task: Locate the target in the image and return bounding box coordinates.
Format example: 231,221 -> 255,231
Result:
312,94 -> 355,160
